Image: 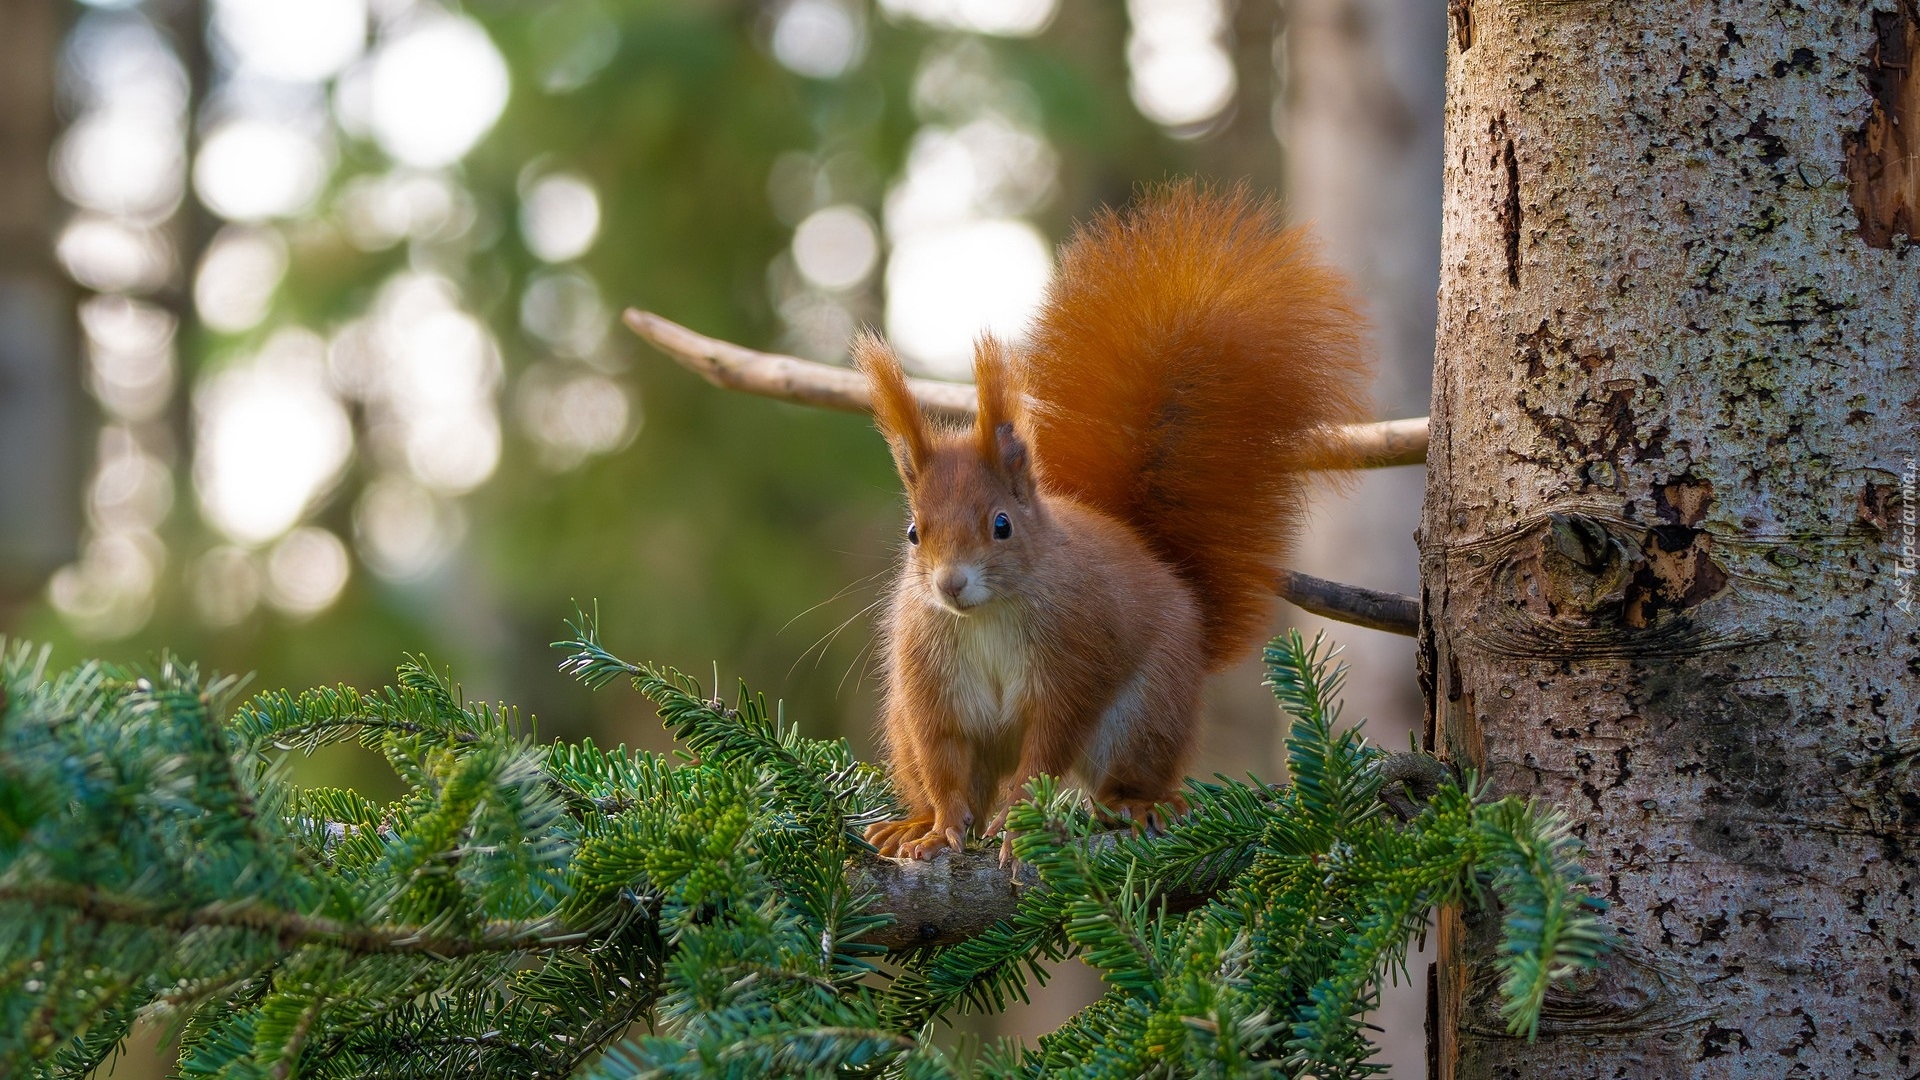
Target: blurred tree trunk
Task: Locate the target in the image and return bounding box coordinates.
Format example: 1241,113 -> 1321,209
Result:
1278,1 -> 1446,1073
1277,0 -> 1442,756
0,0 -> 80,627
1424,2 -> 1919,1075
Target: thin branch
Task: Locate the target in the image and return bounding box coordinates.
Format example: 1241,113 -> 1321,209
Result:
1276,569 -> 1419,637
624,309 -> 976,421
624,310 -> 1426,635
273,993 -> 325,1080
6,883 -> 586,958
623,309 -> 1429,468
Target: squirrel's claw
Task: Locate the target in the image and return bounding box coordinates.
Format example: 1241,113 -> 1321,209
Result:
879,810 -> 969,860
985,807 -> 1011,838
902,828 -> 963,861
986,808 -> 1022,868
1101,795 -> 1189,836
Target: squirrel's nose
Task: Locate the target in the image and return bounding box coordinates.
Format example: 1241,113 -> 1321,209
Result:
937,569 -> 969,602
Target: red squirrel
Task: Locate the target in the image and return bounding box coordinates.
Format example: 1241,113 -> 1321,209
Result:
854,181 -> 1372,860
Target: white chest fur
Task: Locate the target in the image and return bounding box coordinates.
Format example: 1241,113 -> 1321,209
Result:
942,606 -> 1032,737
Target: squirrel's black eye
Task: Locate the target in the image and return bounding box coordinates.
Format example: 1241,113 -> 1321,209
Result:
906,521 -> 919,545
992,512 -> 1012,540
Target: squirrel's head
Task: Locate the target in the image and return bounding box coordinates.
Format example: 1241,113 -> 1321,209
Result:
854,332 -> 1043,616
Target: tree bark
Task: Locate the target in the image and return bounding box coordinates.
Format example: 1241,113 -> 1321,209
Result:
1424,2 -> 1920,1076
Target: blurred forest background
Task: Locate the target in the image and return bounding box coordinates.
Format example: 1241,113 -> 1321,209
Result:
0,0 -> 1442,1071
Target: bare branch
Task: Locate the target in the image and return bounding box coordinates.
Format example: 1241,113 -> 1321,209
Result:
1336,416 -> 1430,470
623,309 -> 976,421
6,883 -> 587,957
624,309 -> 1421,637
623,309 -> 1429,467
1276,569 -> 1419,637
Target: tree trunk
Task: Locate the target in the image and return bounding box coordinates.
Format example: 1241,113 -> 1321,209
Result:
1423,2 -> 1919,1076
0,0 -> 80,624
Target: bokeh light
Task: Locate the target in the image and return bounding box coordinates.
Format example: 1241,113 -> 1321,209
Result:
353,474 -> 465,582
887,119 -> 1056,226
879,106 -> 1058,374
61,11 -> 189,121
329,273 -> 503,496
530,0 -> 620,93
878,0 -> 1058,37
47,532 -> 161,641
335,168 -> 471,251
365,14 -> 509,168
47,420 -> 170,641
515,362 -> 637,471
1126,0 -> 1236,130
520,269 -> 609,358
87,426 -> 173,536
213,0 -> 368,83
195,225 -> 289,333
191,545 -> 263,627
194,329 -> 354,546
194,119 -> 332,222
81,295 -> 176,422
771,0 -> 864,79
792,205 -> 879,291
264,526 -> 351,617
53,108 -> 185,221
519,172 -> 601,263
56,215 -> 175,294
884,219 -> 1050,378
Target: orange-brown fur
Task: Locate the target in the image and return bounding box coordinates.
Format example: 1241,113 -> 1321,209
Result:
856,182 -> 1371,859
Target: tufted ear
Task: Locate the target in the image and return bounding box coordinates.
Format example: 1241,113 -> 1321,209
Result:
972,335 -> 1032,500
852,331 -> 930,483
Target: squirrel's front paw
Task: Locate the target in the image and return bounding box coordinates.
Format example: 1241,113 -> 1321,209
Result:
865,816 -> 934,858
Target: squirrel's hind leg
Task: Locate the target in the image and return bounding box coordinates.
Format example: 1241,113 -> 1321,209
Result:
1083,662 -> 1202,835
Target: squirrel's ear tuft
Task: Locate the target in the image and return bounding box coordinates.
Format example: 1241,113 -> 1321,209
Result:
853,331 -> 929,482
972,335 -> 1031,495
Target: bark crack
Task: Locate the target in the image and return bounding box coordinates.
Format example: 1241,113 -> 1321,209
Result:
1496,117 -> 1523,285
1845,8 -> 1920,247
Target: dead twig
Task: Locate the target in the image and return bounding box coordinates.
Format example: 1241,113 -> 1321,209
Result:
1276,569 -> 1419,638
624,310 -> 1423,637
623,309 -> 1429,468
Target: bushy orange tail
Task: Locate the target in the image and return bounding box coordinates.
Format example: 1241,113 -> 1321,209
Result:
1022,181 -> 1372,670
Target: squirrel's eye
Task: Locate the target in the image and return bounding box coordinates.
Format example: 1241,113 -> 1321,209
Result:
906,521 -> 919,545
992,512 -> 1012,540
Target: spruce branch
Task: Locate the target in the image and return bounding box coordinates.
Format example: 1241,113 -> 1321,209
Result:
2,622 -> 1605,1078
0,884 -> 586,957
1474,799 -> 1609,1039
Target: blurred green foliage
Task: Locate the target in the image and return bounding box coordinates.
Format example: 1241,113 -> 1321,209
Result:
18,0 -> 1280,782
